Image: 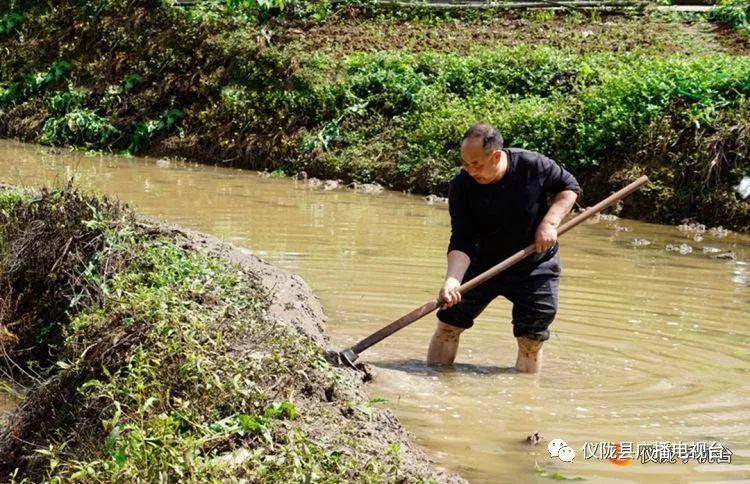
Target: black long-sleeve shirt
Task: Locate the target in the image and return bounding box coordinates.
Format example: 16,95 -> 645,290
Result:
447,147 -> 582,271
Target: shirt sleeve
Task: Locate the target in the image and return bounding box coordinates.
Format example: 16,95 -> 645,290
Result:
447,175 -> 476,258
538,153 -> 582,198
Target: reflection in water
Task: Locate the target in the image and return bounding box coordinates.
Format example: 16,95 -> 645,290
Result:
0,139 -> 749,482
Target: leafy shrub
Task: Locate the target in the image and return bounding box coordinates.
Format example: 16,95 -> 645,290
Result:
226,0 -> 334,21
570,55 -> 750,166
229,0 -> 287,12
128,108 -> 183,155
41,109 -> 121,150
346,53 -> 425,116
416,47 -> 585,98
0,11 -> 22,35
323,49 -> 750,174
709,0 -> 750,33
0,61 -> 70,107
48,86 -> 87,114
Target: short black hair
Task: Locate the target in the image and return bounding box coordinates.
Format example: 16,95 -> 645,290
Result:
462,123 -> 504,153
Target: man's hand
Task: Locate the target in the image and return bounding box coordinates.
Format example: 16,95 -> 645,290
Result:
439,277 -> 462,309
535,221 -> 558,253
535,190 -> 577,253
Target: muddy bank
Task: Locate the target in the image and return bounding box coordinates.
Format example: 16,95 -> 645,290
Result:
147,223 -> 463,482
1,1 -> 749,230
0,185 -> 463,482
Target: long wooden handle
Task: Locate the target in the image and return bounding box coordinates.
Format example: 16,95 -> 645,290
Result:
349,175 -> 649,356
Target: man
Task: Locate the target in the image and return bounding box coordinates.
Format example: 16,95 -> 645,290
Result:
427,123 -> 580,373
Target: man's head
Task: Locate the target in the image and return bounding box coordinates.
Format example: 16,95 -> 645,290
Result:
460,123 -> 504,184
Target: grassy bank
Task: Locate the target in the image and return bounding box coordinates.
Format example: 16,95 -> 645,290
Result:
0,1 -> 749,229
0,185 -> 453,482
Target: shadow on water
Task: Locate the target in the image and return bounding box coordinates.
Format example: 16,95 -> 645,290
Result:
372,358 -> 516,376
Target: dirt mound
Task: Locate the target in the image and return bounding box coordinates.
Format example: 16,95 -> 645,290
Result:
0,185 -> 464,482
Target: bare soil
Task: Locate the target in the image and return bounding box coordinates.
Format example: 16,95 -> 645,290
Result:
281,13 -> 750,57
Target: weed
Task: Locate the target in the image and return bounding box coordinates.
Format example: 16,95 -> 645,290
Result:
41,109 -> 121,151
0,61 -> 70,107
0,11 -> 22,35
47,86 -> 87,115
128,108 -> 184,155
709,0 -> 750,34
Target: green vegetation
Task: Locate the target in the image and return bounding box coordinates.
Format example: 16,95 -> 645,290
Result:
0,61 -> 70,107
0,1 -> 749,229
710,0 -> 750,34
0,11 -> 21,35
41,108 -> 121,150
297,49 -> 750,226
128,108 -> 183,154
0,186 -> 430,481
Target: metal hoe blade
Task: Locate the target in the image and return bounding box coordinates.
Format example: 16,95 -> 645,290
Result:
339,348 -> 359,369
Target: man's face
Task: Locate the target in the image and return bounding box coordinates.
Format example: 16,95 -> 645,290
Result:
460,137 -> 501,184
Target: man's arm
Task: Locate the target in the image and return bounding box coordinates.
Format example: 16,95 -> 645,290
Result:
446,249 -> 471,281
535,190 -> 578,253
441,175 -> 475,308
535,152 -> 581,253
440,249 -> 471,308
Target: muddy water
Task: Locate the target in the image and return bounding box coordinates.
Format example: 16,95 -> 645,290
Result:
1,139 -> 748,482
0,381 -> 18,422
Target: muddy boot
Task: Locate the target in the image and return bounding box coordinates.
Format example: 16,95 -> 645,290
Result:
427,321 -> 464,367
515,336 -> 543,373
